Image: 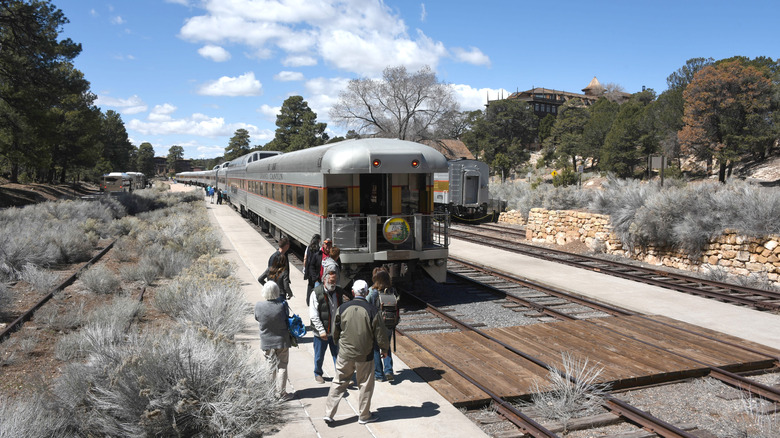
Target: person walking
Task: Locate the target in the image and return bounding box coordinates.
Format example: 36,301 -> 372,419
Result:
303,234 -> 321,304
323,279 -> 389,425
258,237 -> 293,299
366,268 -> 398,382
305,237 -> 331,301
253,281 -> 293,401
309,264 -> 349,384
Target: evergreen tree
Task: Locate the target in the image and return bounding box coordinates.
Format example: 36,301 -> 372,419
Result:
137,142 -> 156,178
225,128 -> 251,160
271,96 -> 328,152
600,90 -> 657,177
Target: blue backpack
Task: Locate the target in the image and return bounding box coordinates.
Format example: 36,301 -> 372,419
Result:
284,301 -> 307,339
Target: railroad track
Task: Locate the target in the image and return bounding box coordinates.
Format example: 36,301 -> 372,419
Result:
0,240 -> 116,343
449,224 -> 780,312
392,260 -> 780,437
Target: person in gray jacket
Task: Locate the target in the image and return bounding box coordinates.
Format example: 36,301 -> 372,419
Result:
323,280 -> 389,425
254,281 -> 293,401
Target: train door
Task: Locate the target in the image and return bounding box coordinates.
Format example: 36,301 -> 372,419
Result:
463,171 -> 480,205
360,174 -> 389,217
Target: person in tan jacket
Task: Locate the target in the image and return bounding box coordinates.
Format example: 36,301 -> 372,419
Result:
323,280 -> 389,425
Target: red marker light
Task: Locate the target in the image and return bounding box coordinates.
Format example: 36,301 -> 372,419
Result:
372,159 -> 381,168
411,159 -> 420,168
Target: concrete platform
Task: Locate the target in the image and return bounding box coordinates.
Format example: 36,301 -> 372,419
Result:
180,184 -> 487,438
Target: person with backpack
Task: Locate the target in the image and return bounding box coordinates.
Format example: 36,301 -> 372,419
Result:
253,281 -> 294,401
366,268 -> 399,382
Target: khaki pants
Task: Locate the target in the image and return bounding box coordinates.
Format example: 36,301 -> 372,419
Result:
263,348 -> 290,397
324,356 -> 375,421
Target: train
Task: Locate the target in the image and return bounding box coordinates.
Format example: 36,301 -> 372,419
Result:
434,159 -> 504,222
176,139 -> 450,284
101,172 -> 147,193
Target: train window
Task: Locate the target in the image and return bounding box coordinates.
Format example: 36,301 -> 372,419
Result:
308,188 -> 319,214
296,186 -> 304,208
401,174 -> 424,214
286,185 -> 293,205
327,187 -> 348,215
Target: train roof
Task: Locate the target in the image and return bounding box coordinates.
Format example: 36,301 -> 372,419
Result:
248,138 -> 448,174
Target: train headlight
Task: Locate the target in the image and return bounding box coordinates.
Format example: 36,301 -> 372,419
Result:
411,159 -> 420,168
372,159 -> 381,168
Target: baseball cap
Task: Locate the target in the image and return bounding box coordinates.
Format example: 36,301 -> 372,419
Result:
352,279 -> 368,296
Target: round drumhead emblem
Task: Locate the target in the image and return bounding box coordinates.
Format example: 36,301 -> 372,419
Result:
383,217 -> 410,244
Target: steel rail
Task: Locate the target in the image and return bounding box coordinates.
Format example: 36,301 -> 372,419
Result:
446,259 -> 780,404
459,225 -> 780,302
449,256 -> 635,317
0,240 -> 116,343
396,326 -> 559,438
449,228 -> 780,311
401,290 -> 698,437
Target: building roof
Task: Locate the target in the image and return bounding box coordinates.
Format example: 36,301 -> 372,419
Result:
419,139 -> 475,160
582,76 -> 603,94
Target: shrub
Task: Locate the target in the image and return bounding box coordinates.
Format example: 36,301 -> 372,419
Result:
552,168 -> 578,187
50,327 -> 284,437
34,300 -> 86,332
0,393 -> 71,437
79,265 -> 121,295
154,274 -> 245,338
112,236 -> 137,262
523,352 -> 611,433
20,264 -> 61,293
189,254 -> 236,279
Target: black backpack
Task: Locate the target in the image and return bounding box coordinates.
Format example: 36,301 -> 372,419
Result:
378,288 -> 399,329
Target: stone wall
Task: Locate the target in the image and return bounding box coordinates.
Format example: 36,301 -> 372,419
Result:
513,208 -> 780,285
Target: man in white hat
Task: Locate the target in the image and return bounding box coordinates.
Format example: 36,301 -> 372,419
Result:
323,279 -> 389,425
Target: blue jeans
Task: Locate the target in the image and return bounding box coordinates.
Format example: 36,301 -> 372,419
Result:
313,334 -> 338,377
374,329 -> 394,378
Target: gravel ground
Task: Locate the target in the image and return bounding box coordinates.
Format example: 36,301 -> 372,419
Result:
463,372 -> 780,438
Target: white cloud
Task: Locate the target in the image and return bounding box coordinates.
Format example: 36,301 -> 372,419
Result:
96,94 -> 148,114
177,0 -> 482,77
258,104 -> 281,121
452,84 -> 508,111
90,9 -> 98,17
148,103 -> 177,122
283,55 -> 317,67
274,71 -> 304,81
303,76 -> 351,124
127,111 -> 261,138
452,47 -> 491,66
198,44 -> 231,62
198,72 -> 262,96
420,3 -> 427,22
111,16 -> 125,25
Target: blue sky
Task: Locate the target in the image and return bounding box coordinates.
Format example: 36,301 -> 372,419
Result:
58,0 -> 779,159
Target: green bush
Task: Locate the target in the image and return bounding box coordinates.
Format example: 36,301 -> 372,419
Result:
552,168 -> 578,187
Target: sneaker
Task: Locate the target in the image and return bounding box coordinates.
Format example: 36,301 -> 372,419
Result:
323,416 -> 334,424
315,375 -> 325,384
384,373 -> 394,382
358,414 -> 378,424
279,393 -> 294,402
